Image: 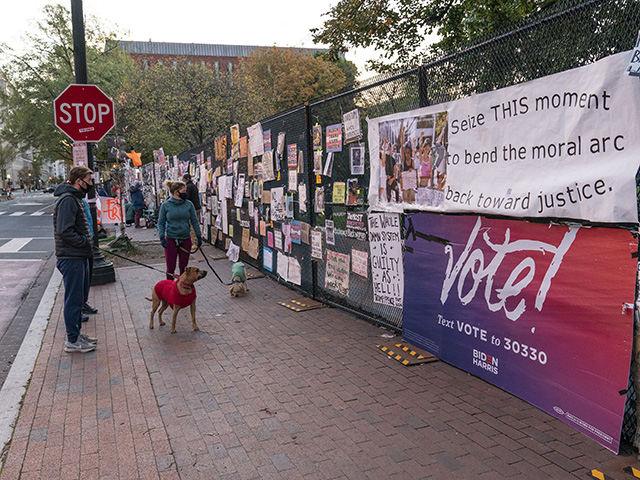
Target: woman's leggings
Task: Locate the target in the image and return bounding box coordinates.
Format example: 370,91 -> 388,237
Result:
164,237 -> 192,280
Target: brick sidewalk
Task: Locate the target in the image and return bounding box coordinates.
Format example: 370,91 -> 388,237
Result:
2,233 -> 640,478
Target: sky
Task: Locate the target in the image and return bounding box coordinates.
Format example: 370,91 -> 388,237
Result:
0,0 -> 379,78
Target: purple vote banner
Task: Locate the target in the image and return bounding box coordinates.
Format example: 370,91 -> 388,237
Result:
403,213 -> 637,452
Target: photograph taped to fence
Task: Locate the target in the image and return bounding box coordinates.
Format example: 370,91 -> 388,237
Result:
367,51 -> 640,224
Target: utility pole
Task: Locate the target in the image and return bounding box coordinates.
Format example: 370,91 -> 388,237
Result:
70,0 -> 115,285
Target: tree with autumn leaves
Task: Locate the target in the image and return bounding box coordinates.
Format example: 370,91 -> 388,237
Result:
311,0 -> 559,72
235,47 -> 355,114
0,3 -> 356,167
0,4 -> 133,163
117,47 -> 354,158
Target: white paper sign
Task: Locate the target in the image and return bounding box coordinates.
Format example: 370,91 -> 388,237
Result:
73,142 -> 88,166
351,249 -> 369,278
311,229 -> 323,260
199,164 -> 208,193
277,251 -> 289,281
271,187 -> 285,221
299,184 -> 307,213
247,122 -> 265,156
235,174 -> 245,208
288,257 -> 301,285
325,219 -> 335,245
288,169 -> 298,192
262,151 -> 276,181
221,198 -> 228,235
263,247 -> 273,271
325,250 -> 350,296
274,229 -> 283,251
226,241 -> 240,262
343,108 -> 362,143
368,213 -> 403,308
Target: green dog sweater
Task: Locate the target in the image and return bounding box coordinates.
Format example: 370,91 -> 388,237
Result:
231,262 -> 246,282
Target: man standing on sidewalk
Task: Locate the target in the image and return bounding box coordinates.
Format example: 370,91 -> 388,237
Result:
183,174 -> 201,246
53,166 -> 98,353
129,182 -> 145,228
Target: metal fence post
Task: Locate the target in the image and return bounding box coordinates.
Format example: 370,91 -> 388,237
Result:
418,65 -> 429,108
304,103 -> 318,300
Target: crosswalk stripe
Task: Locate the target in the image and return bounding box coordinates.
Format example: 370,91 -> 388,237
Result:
0,211 -> 49,216
0,238 -> 32,253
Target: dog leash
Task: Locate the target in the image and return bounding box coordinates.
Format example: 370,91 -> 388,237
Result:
176,243 -> 226,285
99,248 -> 177,279
103,241 -> 226,285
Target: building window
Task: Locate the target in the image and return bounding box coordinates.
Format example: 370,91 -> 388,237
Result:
200,60 -> 206,68
227,62 -> 233,73
171,60 -> 178,70
157,59 -> 164,66
142,59 -> 150,70
214,62 -> 220,74
186,60 -> 192,67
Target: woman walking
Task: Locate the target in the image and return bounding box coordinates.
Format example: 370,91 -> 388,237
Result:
158,180 -> 202,280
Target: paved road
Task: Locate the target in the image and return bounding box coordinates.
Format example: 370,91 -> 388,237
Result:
0,191 -> 55,388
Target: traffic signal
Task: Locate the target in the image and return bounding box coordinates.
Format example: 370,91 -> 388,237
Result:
106,136 -> 125,160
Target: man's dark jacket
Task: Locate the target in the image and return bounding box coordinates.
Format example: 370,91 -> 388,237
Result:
53,183 -> 93,259
185,179 -> 201,210
130,183 -> 145,209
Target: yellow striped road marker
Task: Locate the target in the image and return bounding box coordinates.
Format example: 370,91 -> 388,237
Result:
396,343 -> 425,360
278,302 -> 302,312
623,466 -> 640,478
377,345 -> 409,365
591,469 -> 614,480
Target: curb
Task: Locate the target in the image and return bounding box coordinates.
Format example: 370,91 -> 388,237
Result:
0,269 -> 61,456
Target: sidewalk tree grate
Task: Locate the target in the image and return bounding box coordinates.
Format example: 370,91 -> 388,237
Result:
376,342 -> 439,366
278,298 -> 326,312
624,466 -> 640,478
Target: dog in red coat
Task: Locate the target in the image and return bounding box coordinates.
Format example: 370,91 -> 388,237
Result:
146,266 -> 207,333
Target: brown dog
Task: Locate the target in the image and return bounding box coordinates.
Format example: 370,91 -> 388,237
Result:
146,266 -> 207,333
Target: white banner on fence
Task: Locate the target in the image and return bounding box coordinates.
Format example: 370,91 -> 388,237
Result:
368,50 -> 640,224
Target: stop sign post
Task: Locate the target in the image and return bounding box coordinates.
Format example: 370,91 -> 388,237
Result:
54,84 -> 115,142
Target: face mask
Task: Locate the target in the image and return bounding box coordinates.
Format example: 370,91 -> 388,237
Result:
178,192 -> 188,200
80,179 -> 93,195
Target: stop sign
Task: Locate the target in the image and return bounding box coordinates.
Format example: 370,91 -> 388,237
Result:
54,84 -> 115,142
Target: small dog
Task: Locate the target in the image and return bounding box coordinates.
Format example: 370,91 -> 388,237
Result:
229,262 -> 248,297
146,266 -> 207,333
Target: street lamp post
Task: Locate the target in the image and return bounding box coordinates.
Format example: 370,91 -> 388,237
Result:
70,0 -> 115,285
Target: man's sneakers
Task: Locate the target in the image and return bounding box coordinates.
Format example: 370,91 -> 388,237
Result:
83,303 -> 98,314
79,333 -> 97,345
64,337 -> 96,353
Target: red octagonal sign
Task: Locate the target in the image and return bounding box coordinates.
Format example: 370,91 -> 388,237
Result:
54,84 -> 115,142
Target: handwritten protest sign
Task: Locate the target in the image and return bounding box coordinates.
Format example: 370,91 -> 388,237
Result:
368,213 -> 403,307
325,250 -> 350,296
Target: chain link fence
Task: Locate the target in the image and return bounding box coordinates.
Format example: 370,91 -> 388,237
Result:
176,0 -> 640,332
175,0 -> 640,444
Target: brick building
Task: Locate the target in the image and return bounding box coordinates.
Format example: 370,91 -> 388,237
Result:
118,41 -> 328,73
